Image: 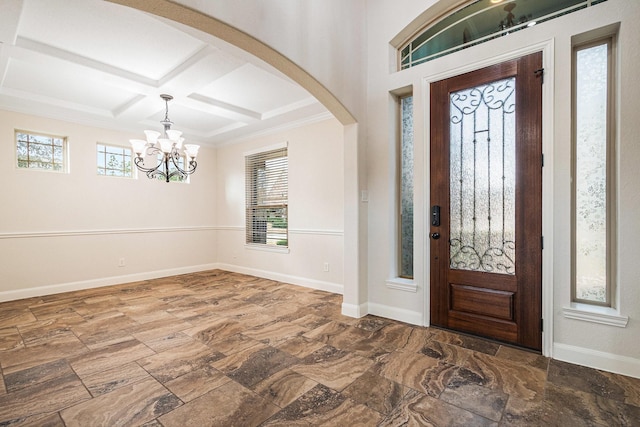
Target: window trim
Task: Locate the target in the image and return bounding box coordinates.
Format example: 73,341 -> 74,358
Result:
15,130 -> 68,173
570,29 -> 617,308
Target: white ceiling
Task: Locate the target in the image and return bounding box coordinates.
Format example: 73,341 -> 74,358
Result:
0,0 -> 331,146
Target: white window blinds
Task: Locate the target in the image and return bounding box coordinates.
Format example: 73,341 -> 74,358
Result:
245,146 -> 288,246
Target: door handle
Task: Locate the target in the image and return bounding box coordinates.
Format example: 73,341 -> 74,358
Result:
431,232 -> 440,240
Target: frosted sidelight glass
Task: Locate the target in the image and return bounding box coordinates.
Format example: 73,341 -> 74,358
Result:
449,77 -> 516,274
575,43 -> 608,303
400,96 -> 414,278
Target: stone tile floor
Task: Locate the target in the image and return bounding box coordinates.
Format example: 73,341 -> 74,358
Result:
0,270 -> 638,426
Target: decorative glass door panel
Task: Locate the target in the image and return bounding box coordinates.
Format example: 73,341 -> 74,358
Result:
449,78 -> 516,275
430,52 -> 543,351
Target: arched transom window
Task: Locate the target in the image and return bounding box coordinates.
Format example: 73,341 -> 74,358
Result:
399,0 -> 608,70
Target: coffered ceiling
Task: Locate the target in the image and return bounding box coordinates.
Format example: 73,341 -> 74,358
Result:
0,0 -> 330,145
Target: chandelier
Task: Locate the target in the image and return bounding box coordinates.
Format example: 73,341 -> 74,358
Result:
130,94 -> 200,182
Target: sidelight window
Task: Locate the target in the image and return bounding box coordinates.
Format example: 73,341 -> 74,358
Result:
572,33 -> 616,306
399,95 -> 414,279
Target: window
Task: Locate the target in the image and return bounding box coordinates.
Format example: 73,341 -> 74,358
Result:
400,96 -> 414,278
399,0 -> 608,70
97,143 -> 133,177
16,131 -> 67,172
245,146 -> 288,247
572,33 -> 616,306
157,153 -> 188,182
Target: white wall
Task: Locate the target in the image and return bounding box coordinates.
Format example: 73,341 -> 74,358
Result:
0,109 -> 218,300
365,0 -> 640,377
169,0 -> 370,316
215,118 -> 345,293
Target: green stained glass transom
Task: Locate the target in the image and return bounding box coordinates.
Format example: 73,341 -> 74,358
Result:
400,0 -> 608,70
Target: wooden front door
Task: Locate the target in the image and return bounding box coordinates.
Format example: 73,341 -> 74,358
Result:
430,52 -> 543,351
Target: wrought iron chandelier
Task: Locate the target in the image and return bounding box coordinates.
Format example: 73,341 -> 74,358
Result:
130,94 -> 200,182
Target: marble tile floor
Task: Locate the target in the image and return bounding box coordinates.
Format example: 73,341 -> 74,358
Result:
0,270 -> 639,426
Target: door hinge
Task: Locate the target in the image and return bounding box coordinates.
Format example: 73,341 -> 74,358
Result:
541,153 -> 544,168
541,236 -> 544,250
540,318 -> 544,332
534,68 -> 544,84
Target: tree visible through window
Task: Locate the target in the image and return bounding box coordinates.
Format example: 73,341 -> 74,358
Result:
156,153 -> 188,182
245,146 -> 288,247
97,143 -> 133,177
16,131 -> 67,172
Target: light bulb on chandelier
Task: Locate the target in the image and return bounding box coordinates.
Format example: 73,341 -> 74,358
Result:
130,94 -> 200,182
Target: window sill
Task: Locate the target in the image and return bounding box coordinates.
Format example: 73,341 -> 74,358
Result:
244,244 -> 290,254
562,303 -> 629,328
386,277 -> 417,293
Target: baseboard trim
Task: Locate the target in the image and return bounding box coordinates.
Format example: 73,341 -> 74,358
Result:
0,226 -> 217,240
0,263 -> 220,303
368,302 -> 423,326
216,263 -> 344,295
553,342 -> 640,379
341,302 -> 369,318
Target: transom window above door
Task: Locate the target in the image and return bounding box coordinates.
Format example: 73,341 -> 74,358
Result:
399,0 -> 608,70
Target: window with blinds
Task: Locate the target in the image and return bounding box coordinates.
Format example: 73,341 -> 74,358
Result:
245,146 -> 288,247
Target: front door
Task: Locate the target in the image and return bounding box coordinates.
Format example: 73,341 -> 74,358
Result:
430,52 -> 543,351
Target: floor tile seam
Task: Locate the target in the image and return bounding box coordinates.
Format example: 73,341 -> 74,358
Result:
462,349 -> 551,379
394,387 -> 504,426
438,382 -> 510,423
546,365 -> 629,402
68,338 -> 159,381
547,379 -> 638,410
154,371 -> 188,411
340,365 -> 411,418
23,380 -> 94,424
265,380 -> 362,418
82,333 -> 146,352
0,362 -> 5,394
48,355 -> 102,402
2,325 -> 26,353
442,397 -> 504,425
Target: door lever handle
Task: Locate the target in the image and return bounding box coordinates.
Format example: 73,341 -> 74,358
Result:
431,232 -> 440,240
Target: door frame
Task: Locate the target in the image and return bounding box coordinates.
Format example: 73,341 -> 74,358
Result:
421,39 -> 555,357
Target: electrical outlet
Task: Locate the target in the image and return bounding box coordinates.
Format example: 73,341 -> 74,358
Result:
323,262 -> 329,272
118,257 -> 125,267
